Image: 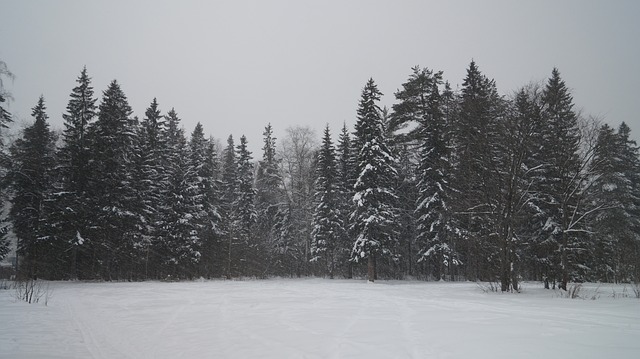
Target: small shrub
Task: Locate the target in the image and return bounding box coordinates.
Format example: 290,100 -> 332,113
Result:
566,283 -> 582,299
14,279 -> 53,305
476,281 -> 500,293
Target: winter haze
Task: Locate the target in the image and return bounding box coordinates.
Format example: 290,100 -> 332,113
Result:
1,0 -> 639,148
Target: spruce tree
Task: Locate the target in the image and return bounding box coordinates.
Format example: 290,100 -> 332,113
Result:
453,60 -> 503,281
0,60 -> 14,261
336,123 -> 356,277
589,123 -> 640,282
8,96 -> 58,278
311,125 -> 345,278
187,122 -> 220,277
351,78 -> 399,282
220,135 -> 238,278
234,135 -> 257,275
135,98 -> 167,278
255,124 -> 284,274
538,68 -> 583,290
56,67 -> 97,278
86,80 -> 139,280
393,67 -> 460,280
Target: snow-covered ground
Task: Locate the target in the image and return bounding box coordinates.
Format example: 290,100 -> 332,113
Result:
1,279 -> 638,359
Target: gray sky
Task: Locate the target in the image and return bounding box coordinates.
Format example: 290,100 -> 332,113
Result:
1,0 -> 639,153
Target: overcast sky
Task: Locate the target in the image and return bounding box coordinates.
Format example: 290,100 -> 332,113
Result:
1,0 -> 639,153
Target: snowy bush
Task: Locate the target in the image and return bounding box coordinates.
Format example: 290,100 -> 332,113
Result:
14,279 -> 52,305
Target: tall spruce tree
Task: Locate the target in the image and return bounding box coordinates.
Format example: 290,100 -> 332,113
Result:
255,124 -> 284,275
220,135 -> 238,278
393,67 -> 459,280
0,60 -> 14,261
453,60 -> 503,281
86,80 -> 139,280
589,123 -> 640,282
8,96 -> 58,278
135,98 -> 167,278
538,68 -> 583,290
187,122 -> 220,277
311,125 -> 345,278
234,135 -> 257,275
336,123 -> 356,277
56,67 -> 97,279
351,78 -> 399,282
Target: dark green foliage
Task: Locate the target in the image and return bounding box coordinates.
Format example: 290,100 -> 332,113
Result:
351,78 -> 399,281
8,96 -> 59,278
255,124 -> 284,276
311,125 -> 346,278
85,80 -> 140,280
5,63 -> 639,286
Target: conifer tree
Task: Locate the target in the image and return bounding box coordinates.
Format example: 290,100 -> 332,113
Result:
255,124 -> 284,274
589,123 -> 640,282
393,67 -> 460,280
0,60 -> 14,261
234,135 -> 257,275
311,125 -> 345,278
86,80 -> 139,280
538,68 -> 583,290
55,67 -> 98,278
220,135 -> 238,278
351,78 -> 399,282
187,122 -> 221,277
453,60 -> 503,281
200,136 -> 223,277
336,123 -> 356,277
8,96 -> 58,278
135,98 -> 167,278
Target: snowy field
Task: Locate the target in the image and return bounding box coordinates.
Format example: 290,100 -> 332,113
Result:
1,279 -> 638,359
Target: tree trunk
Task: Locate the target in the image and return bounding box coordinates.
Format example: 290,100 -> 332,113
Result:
367,255 -> 375,282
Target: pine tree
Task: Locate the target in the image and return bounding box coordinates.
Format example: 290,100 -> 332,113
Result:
393,67 -> 460,280
0,60 -> 14,261
8,96 -> 58,278
538,68 -> 583,290
56,67 -> 98,279
135,98 -> 167,278
336,123 -> 356,277
220,135 -> 238,278
589,123 -> 640,282
255,124 -> 284,275
453,60 -> 503,281
187,122 -> 220,277
86,80 -> 139,280
351,78 -> 399,282
311,125 -> 345,278
200,135 -> 223,277
234,135 -> 257,275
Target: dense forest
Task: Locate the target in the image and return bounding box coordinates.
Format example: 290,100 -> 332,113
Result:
1,60 -> 639,291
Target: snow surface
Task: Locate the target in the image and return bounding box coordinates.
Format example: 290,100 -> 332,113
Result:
1,279 -> 638,358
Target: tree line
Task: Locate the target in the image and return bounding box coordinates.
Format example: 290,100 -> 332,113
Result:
1,60 -> 639,290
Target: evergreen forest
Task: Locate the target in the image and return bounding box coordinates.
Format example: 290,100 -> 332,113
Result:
1,60 -> 639,292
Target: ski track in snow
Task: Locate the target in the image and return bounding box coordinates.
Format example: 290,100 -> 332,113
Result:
1,279 -> 639,358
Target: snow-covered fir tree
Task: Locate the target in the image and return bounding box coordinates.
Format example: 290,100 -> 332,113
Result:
311,125 -> 346,278
0,61 -> 14,261
255,124 -> 284,274
86,81 -> 141,280
234,135 -> 258,276
187,122 -> 222,277
538,68 -> 584,290
453,60 -> 504,281
8,96 -> 58,278
134,98 -> 167,278
393,66 -> 460,280
351,78 -> 399,282
56,67 -> 98,279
